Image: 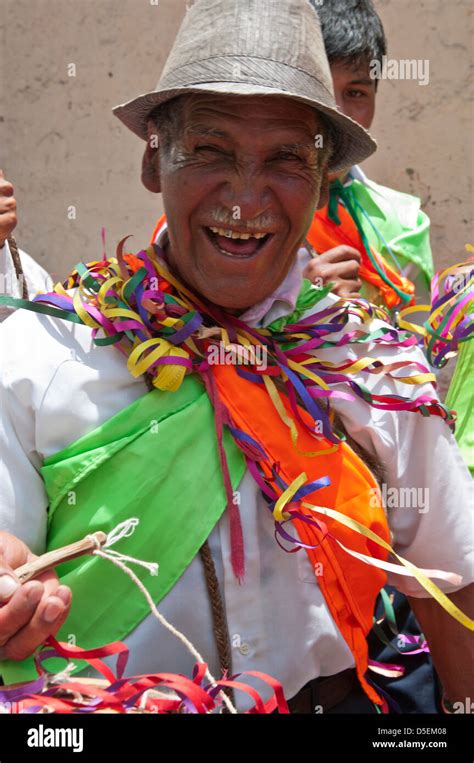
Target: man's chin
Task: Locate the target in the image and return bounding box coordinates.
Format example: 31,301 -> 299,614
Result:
213,302 -> 253,316
196,287 -> 261,313
166,235 -> 297,313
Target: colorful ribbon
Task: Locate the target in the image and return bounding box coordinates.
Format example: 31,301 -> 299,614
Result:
398,251 -> 474,368
0,240 -> 469,623
0,637 -> 288,714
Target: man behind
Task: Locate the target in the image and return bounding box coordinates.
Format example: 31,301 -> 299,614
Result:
303,0 -> 434,311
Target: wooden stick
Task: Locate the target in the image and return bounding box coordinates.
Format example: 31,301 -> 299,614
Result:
14,531 -> 108,584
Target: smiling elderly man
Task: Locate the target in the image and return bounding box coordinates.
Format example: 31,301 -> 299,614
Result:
143,93 -> 328,311
0,0 -> 472,715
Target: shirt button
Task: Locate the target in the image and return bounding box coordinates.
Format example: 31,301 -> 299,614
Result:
239,642 -> 250,656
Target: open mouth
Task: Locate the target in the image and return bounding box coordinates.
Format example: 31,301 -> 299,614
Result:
204,226 -> 273,258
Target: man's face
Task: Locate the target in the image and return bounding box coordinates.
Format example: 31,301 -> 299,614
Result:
330,59 -> 376,131
328,60 -> 376,184
154,95 -> 329,310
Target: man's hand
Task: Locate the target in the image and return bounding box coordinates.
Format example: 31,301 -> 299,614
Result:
0,169 -> 18,249
0,532 -> 71,662
303,245 -> 362,299
408,584 -> 474,707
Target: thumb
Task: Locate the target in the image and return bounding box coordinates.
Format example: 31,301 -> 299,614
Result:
0,572 -> 20,603
0,169 -> 4,179
0,532 -> 33,569
0,557 -> 21,602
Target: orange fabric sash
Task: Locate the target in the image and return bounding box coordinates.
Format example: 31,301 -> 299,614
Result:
151,211 -> 389,704
212,363 -> 390,707
150,214 -> 167,246
308,205 -> 415,308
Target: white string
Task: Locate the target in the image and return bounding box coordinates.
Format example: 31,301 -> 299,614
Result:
49,661 -> 77,685
104,518 -> 140,548
88,518 -> 237,714
139,688 -> 151,711
86,518 -> 159,577
98,548 -> 158,576
92,548 -> 237,714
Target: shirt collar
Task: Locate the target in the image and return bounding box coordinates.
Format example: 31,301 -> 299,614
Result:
347,164 -> 368,185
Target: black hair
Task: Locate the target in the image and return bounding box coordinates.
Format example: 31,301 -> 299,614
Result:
309,0 -> 387,69
148,96 -> 189,154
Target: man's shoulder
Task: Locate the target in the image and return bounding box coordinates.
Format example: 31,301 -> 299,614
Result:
1,305 -> 79,391
0,302 -> 134,398
1,298 -> 88,350
19,249 -> 51,293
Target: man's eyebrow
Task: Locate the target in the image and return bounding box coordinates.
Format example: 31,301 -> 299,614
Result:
185,127 -> 316,151
347,78 -> 374,86
271,141 -> 315,153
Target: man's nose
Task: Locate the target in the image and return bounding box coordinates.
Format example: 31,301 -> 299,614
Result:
219,161 -> 273,222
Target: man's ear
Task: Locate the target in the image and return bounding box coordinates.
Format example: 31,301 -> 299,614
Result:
141,120 -> 162,193
316,169 -> 330,210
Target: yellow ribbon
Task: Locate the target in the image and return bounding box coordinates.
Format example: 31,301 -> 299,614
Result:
263,375 -> 339,457
273,472 -> 307,522
127,337 -> 189,391
271,472 -> 473,630
301,500 -> 474,631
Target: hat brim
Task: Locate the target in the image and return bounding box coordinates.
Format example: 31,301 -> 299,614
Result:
112,82 -> 376,174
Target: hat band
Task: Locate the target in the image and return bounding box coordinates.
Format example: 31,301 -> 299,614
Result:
158,55 -> 335,107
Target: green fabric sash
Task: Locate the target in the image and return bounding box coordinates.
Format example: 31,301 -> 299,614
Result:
348,177 -> 434,291
0,374 -> 246,684
445,340 -> 474,476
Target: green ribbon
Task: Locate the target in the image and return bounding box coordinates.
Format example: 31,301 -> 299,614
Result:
329,179 -> 412,305
266,278 -> 333,333
445,340 -> 474,476
0,375 -> 246,684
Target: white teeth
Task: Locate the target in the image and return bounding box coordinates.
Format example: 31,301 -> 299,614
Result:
208,226 -> 269,241
209,227 -> 231,237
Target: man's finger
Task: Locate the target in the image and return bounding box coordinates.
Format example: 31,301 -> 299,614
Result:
318,246 -> 362,264
336,281 -> 363,298
0,196 -> 17,213
0,587 -> 71,662
0,581 -> 44,646
0,532 -> 36,569
34,568 -> 71,600
340,292 -> 362,300
0,179 -> 14,197
329,260 -> 361,280
0,569 -> 21,603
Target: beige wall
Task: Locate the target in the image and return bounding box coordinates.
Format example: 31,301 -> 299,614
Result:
1,0 -> 472,282
365,0 -> 473,267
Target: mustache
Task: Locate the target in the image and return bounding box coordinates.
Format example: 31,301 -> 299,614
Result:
209,208 -> 279,231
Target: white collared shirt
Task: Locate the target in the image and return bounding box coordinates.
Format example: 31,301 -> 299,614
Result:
0,234 -> 472,711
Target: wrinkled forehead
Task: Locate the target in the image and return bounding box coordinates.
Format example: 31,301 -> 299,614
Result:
180,93 -> 323,141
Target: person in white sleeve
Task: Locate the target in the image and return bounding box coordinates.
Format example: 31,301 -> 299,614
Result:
0,170 -> 50,322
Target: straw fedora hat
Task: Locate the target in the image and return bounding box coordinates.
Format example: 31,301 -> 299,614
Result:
112,0 -> 377,172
